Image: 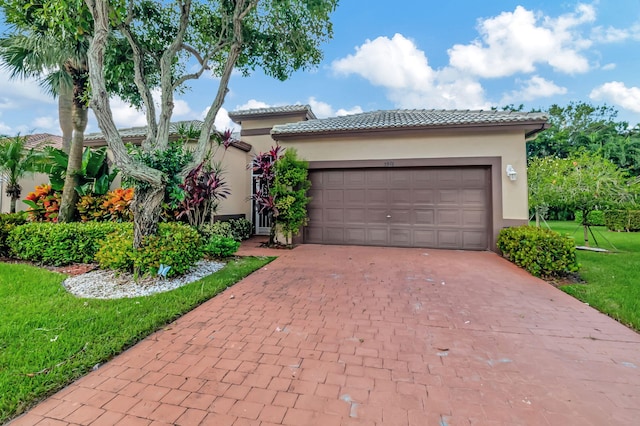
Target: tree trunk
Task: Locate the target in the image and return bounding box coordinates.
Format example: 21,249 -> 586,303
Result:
583,224 -> 589,247
58,105 -> 88,222
131,184 -> 165,249
58,83 -> 73,155
9,197 -> 16,214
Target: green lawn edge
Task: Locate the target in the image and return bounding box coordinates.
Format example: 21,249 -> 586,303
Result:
534,221 -> 640,332
0,256 -> 274,423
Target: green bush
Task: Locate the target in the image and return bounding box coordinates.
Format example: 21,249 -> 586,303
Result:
203,235 -> 240,258
96,222 -> 203,277
0,212 -> 28,257
229,218 -> 253,241
497,225 -> 579,277
199,221 -> 233,239
8,222 -> 128,265
604,210 -> 640,232
574,210 -> 605,226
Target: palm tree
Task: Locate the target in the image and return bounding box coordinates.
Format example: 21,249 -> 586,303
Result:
0,30 -> 90,222
0,135 -> 42,213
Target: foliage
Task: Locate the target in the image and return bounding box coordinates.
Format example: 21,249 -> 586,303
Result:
604,210 -> 640,232
497,225 -> 579,277
251,146 -> 284,244
125,141 -> 192,209
0,212 -> 27,257
176,161 -> 230,227
527,151 -> 635,245
76,187 -> 134,222
228,217 -> 253,241
0,256 -> 273,423
8,222 -> 127,265
273,148 -> 311,244
199,217 -> 253,242
38,146 -> 117,196
96,223 -> 203,277
199,221 -> 233,240
202,235 -> 240,258
23,184 -> 61,222
574,210 -> 605,226
0,135 -> 43,213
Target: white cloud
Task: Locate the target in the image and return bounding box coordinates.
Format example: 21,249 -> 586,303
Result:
601,63 -> 617,71
501,76 -> 567,104
0,68 -> 55,108
32,116 -> 59,133
590,81 -> 640,113
308,97 -> 363,118
235,99 -> 272,111
331,34 -> 489,109
201,106 -> 240,133
591,23 -> 640,43
448,5 -> 594,78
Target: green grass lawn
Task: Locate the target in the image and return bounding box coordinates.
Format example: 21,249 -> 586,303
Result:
541,221 -> 640,331
0,256 -> 273,423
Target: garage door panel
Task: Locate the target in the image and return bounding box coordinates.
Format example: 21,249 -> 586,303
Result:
463,210 -> 487,227
367,208 -> 388,224
413,229 -> 436,246
306,167 -> 490,250
366,189 -> 387,204
325,208 -> 344,223
345,189 -> 365,205
389,228 -> 412,246
415,209 -> 435,225
345,228 -> 366,244
413,189 -> 436,204
437,209 -> 461,226
324,171 -> 345,187
463,231 -> 488,249
367,228 -> 388,245
345,208 -> 366,223
388,209 -> 411,224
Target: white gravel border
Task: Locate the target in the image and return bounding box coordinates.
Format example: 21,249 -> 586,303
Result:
62,260 -> 226,299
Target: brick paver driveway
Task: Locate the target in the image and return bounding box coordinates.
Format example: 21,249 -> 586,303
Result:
12,243 -> 640,425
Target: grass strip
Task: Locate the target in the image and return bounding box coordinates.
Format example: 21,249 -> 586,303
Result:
0,256 -> 274,423
538,221 -> 640,331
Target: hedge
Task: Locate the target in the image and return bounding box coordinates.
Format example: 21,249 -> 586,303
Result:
604,210 -> 640,232
574,210 -> 605,226
0,213 -> 28,257
497,225 -> 579,277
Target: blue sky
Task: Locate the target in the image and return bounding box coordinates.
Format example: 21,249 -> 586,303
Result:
1,0 -> 640,136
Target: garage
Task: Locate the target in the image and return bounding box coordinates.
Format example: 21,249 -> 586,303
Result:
305,166 -> 491,250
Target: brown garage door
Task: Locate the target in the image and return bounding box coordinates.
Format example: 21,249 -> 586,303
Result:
304,167 -> 490,250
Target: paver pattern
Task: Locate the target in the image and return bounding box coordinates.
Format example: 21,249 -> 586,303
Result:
10,241 -> 640,425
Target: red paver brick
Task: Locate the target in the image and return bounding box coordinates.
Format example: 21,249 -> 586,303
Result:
258,405 -> 287,423
282,407 -> 314,425
102,395 -> 141,413
148,403 -> 186,423
210,396 -> 237,414
175,408 -> 207,426
245,387 -> 277,404
181,392 -> 216,410
229,400 -> 264,420
200,412 -> 236,426
273,391 -> 298,408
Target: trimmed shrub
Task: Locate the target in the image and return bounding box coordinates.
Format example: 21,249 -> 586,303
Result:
604,210 -> 640,232
199,221 -> 234,240
95,222 -> 203,277
229,218 -> 253,241
574,210 -> 605,226
8,222 -> 128,265
0,212 -> 28,257
203,235 -> 240,258
497,225 -> 579,278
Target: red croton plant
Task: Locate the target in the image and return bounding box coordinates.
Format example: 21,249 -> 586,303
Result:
251,145 -> 284,245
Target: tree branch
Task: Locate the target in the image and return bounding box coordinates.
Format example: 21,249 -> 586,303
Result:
85,0 -> 163,186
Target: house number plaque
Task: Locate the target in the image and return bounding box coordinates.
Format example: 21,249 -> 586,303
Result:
383,161 -> 395,167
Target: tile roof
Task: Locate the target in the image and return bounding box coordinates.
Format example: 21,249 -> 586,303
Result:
24,133 -> 63,150
229,105 -> 316,120
84,120 -> 251,151
271,109 -> 548,136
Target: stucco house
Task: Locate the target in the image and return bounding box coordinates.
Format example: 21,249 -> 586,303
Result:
229,105 -> 548,251
9,106 -> 547,252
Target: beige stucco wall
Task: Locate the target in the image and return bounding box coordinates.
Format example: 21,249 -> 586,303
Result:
0,172 -> 50,214
274,130 -> 529,221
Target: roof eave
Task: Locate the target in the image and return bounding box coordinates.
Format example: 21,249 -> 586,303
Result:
272,120 -> 550,140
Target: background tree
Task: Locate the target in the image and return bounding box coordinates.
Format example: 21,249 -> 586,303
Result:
528,151 -> 635,246
82,0 -> 337,247
0,135 -> 42,213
